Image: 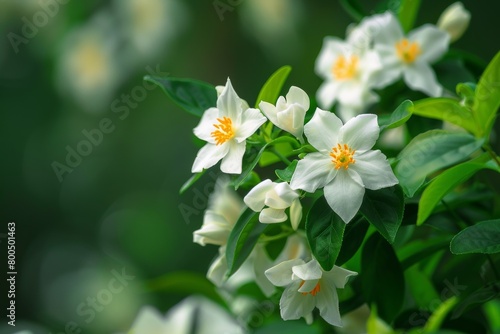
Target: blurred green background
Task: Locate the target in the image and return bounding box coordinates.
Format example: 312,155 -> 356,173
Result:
0,0 -> 498,332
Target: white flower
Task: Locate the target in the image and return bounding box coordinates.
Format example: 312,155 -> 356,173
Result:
437,2 -> 471,43
372,12 -> 450,97
290,108 -> 398,223
315,33 -> 381,119
265,258 -> 357,326
259,86 -> 310,141
244,179 -> 302,230
193,178 -> 245,246
192,78 -> 267,174
127,297 -> 245,334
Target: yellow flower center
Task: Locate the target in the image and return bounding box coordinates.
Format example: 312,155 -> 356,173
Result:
395,39 -> 421,64
331,55 -> 359,80
330,143 -> 356,170
300,281 -> 321,296
211,117 -> 234,145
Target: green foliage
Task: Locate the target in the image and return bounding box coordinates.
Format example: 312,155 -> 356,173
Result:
225,208 -> 266,275
362,233 -> 405,323
450,219 -> 500,254
379,99 -> 413,130
398,0 -> 421,32
255,65 -> 292,108
306,196 -> 346,271
144,76 -> 216,117
360,185 -> 405,243
275,160 -> 298,182
394,130 -> 483,197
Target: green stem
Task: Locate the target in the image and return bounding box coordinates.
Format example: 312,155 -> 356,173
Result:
260,229 -> 295,243
271,148 -> 292,166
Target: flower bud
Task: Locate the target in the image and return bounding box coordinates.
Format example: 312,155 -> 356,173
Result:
437,2 -> 471,42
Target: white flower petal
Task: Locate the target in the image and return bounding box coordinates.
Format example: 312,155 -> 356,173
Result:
220,141 -> 246,174
235,108 -> 267,142
129,306 -> 171,333
292,259 -> 323,281
409,24 -> 449,63
276,234 -> 310,263
373,12 -> 404,46
304,108 -> 342,152
244,179 -> 274,212
289,199 -> 303,230
265,259 -> 305,287
207,248 -> 228,287
273,182 -> 299,205
217,78 -> 242,122
290,153 -> 336,193
316,279 -> 342,326
298,278 -> 320,293
351,150 -> 399,190
286,86 -> 310,110
340,114 -> 379,151
191,143 -> 229,173
437,2 -> 471,42
193,211 -> 231,246
259,101 -> 278,125
253,245 -> 276,297
193,107 -> 219,143
315,37 -> 345,78
325,265 -> 358,289
324,171 -> 365,223
280,281 -> 316,321
260,208 -> 287,223
276,105 -> 306,139
404,62 -> 442,97
317,81 -> 340,109
264,189 -> 290,209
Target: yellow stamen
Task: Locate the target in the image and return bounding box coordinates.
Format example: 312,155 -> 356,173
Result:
211,117 -> 234,145
331,55 -> 359,80
299,280 -> 321,296
330,143 -> 356,170
395,39 -> 420,64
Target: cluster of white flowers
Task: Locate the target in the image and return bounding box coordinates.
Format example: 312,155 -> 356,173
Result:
315,11 -> 453,120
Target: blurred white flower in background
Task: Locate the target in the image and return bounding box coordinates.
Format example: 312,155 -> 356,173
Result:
126,296 -> 245,334
116,0 -> 188,62
56,11 -> 123,113
240,0 -> 303,61
437,2 -> 471,42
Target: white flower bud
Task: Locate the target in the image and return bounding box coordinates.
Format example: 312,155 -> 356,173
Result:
437,2 -> 471,42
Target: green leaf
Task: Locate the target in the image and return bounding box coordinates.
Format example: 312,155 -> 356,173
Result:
405,266 -> 440,309
337,217 -> 369,266
411,98 -> 478,135
361,233 -> 405,323
398,236 -> 452,269
379,100 -> 413,130
452,282 -> 500,319
398,0 -> 421,33
417,154 -> 496,225
144,76 -> 216,117
179,171 -> 205,195
253,319 -> 322,334
255,65 -> 292,108
339,0 -> 366,21
233,145 -> 268,190
423,297 -> 459,332
306,196 -> 346,271
394,130 -> 483,197
226,208 -> 266,275
359,185 -> 405,244
260,142 -> 294,167
275,160 -> 298,182
473,51 -> 500,137
450,219 -> 500,255
456,82 -> 476,109
147,271 -> 226,307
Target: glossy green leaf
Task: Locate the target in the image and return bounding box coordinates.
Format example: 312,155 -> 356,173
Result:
450,219 -> 500,255
260,142 -> 294,167
398,236 -> 451,269
144,76 -> 216,117
367,305 -> 395,334
226,208 -> 266,275
456,82 -> 476,109
233,145 -> 268,190
339,0 -> 365,21
417,154 -> 496,225
405,266 -> 440,309
359,185 -> 405,244
275,160 -> 298,182
473,51 -> 500,137
412,98 -> 478,135
306,196 -> 346,271
361,233 -> 405,323
147,271 -> 226,307
379,100 -> 413,130
394,130 -> 483,197
179,171 -> 205,195
423,297 -> 458,332
337,217 -> 369,266
398,0 -> 421,32
255,65 -> 292,108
